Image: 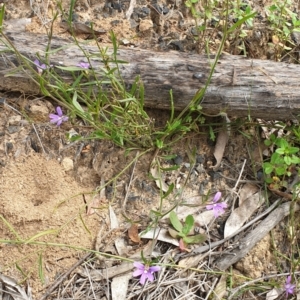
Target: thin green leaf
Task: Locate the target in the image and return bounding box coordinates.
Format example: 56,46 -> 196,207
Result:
25,229 -> 58,244
68,0 -> 76,23
15,264 -> 27,278
55,66 -> 90,71
227,12 -> 256,33
182,215 -> 194,236
71,73 -> 84,89
161,154 -> 177,160
183,233 -> 207,244
169,211 -> 183,233
79,212 -> 92,236
0,5 -> 5,29
162,183 -> 174,199
72,91 -> 85,113
160,166 -> 180,171
139,80 -> 145,107
38,252 -> 45,284
0,214 -> 22,240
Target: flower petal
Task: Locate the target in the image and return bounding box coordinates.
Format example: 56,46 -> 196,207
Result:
213,205 -> 226,217
206,204 -> 214,210
218,202 -> 227,208
139,273 -> 147,285
49,113 -> 59,120
56,106 -> 63,116
213,192 -> 222,203
33,59 -> 40,67
133,269 -> 144,277
149,266 -> 161,273
56,119 -> 63,126
133,262 -> 145,270
77,62 -> 90,69
145,272 -> 154,282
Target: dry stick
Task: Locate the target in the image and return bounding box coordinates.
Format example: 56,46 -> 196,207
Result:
39,252 -> 92,300
232,159 -> 247,192
32,124 -> 46,155
227,158 -> 247,215
84,263 -> 97,300
190,199 -> 281,255
217,173 -> 261,184
122,151 -> 139,210
215,201 -> 299,271
205,277 -> 219,300
125,0 -> 136,20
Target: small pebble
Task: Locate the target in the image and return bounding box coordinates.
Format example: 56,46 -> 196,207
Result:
184,163 -> 190,168
193,72 -> 203,79
6,142 -> 13,153
8,115 -> 21,126
173,155 -> 183,165
196,154 -> 205,164
7,126 -> 19,134
190,27 -> 198,36
61,157 -> 74,171
139,19 -> 153,32
128,195 -> 140,201
112,2 -> 122,11
187,65 -> 196,71
129,19 -> 138,28
168,40 -> 183,51
141,7 -> 150,15
111,20 -> 121,26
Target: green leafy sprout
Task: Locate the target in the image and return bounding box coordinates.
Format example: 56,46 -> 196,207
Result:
263,134 -> 300,188
266,0 -> 300,58
168,211 -> 207,247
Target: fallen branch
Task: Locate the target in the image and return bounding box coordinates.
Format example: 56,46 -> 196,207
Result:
215,201 -> 299,271
1,31 -> 300,119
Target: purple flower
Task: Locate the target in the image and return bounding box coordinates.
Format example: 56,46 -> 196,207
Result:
284,275 -> 295,297
212,191 -> 222,202
206,192 -> 227,218
34,59 -> 47,74
133,262 -> 160,285
49,106 -> 68,126
76,62 -> 90,69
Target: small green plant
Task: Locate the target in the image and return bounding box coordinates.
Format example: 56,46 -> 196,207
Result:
168,211 -> 206,250
229,2 -> 256,35
266,0 -> 300,57
263,134 -> 300,188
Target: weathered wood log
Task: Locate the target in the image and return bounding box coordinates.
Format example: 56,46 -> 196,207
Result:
0,31 -> 300,120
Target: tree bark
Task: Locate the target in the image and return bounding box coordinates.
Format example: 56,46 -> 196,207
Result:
0,31 -> 299,120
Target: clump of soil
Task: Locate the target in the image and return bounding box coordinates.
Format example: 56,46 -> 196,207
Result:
0,153 -> 100,295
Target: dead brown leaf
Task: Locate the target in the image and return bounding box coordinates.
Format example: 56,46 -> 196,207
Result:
128,224 -> 141,243
212,130 -> 229,170
86,195 -> 103,216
